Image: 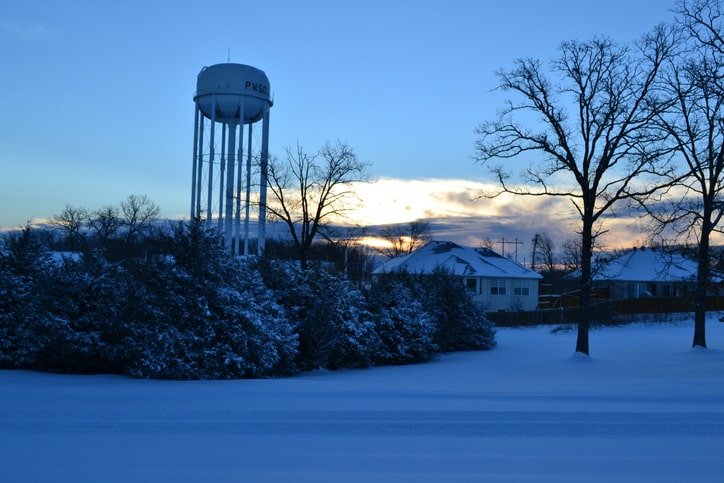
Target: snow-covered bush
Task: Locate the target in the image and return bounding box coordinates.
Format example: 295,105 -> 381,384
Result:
0,226 -> 58,370
122,221 -> 298,379
25,254 -> 112,373
365,273 -> 437,364
0,221 -> 495,379
418,270 -> 497,352
371,270 -> 496,353
260,260 -> 380,371
0,221 -> 298,379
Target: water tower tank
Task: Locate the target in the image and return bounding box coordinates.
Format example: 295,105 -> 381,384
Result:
194,63 -> 272,124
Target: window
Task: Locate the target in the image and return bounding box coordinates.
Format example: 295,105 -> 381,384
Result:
466,278 -> 478,294
513,280 -> 530,296
490,279 -> 506,295
625,283 -> 644,298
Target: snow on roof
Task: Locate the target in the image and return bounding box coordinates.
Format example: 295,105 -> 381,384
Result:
591,247 -> 698,282
373,240 -> 542,279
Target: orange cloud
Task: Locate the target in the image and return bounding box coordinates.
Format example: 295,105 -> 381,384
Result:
339,177 -> 657,250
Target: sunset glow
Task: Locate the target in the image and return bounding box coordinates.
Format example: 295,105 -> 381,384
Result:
339,177 -> 652,251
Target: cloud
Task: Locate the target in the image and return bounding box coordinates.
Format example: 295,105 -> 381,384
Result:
349,177 -> 496,223
342,177 -> 653,251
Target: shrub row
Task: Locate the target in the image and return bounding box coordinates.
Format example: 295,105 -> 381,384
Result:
0,222 -> 495,379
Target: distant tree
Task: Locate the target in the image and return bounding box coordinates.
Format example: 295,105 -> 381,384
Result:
531,232 -> 556,272
49,205 -> 88,250
560,238 -> 583,273
120,194 -> 160,247
475,29 -> 677,355
377,219 -> 432,258
539,232 -> 557,273
87,205 -> 121,244
479,237 -> 497,250
346,242 -> 376,285
641,0 -> 724,348
266,141 -> 371,270
323,225 -> 373,283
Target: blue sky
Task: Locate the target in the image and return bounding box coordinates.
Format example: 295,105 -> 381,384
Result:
0,0 -> 675,244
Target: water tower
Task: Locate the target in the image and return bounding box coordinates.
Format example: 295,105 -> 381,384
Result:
190,63 -> 273,256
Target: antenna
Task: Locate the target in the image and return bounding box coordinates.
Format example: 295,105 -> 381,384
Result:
227,48 -> 231,62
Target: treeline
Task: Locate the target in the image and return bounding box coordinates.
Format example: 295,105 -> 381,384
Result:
0,219 -> 495,379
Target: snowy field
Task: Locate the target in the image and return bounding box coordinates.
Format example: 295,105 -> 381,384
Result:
2,317 -> 724,482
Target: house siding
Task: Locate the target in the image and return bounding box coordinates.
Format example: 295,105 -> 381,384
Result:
471,277 -> 539,312
599,280 -> 692,300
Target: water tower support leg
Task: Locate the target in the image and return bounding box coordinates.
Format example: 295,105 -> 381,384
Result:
206,95 -> 216,225
224,123 -> 237,251
218,123 -> 227,231
234,98 -> 246,256
258,108 -> 270,257
195,114 -> 204,219
191,105 -> 200,219
244,121 -> 252,256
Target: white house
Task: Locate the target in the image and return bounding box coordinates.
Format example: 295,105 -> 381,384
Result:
373,240 -> 542,311
588,247 -> 700,299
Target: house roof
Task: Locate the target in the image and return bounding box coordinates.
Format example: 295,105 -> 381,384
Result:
373,240 -> 542,280
590,248 -> 698,283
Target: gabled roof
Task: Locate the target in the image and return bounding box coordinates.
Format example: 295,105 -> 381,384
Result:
373,240 -> 542,280
590,248 -> 698,283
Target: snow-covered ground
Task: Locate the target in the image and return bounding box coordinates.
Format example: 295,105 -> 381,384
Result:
2,317 -> 723,482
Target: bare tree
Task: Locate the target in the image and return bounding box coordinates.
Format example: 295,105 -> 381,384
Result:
266,141 -> 371,270
643,0 -> 724,348
377,219 -> 432,258
475,29 -> 677,354
560,238 -> 583,273
532,232 -> 556,273
120,194 -> 160,246
408,220 -> 432,253
87,205 -> 121,243
50,205 -> 88,250
479,237 -> 496,250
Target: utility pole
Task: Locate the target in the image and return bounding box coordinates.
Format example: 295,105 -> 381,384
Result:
531,234 -> 541,271
498,237 -> 524,263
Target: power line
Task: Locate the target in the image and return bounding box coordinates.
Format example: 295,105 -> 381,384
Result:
498,237 -> 524,263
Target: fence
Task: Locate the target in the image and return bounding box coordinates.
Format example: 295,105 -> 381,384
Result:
487,296 -> 724,327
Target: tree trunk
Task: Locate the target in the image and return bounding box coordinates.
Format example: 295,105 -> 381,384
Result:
693,215 -> 711,348
576,217 -> 595,355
